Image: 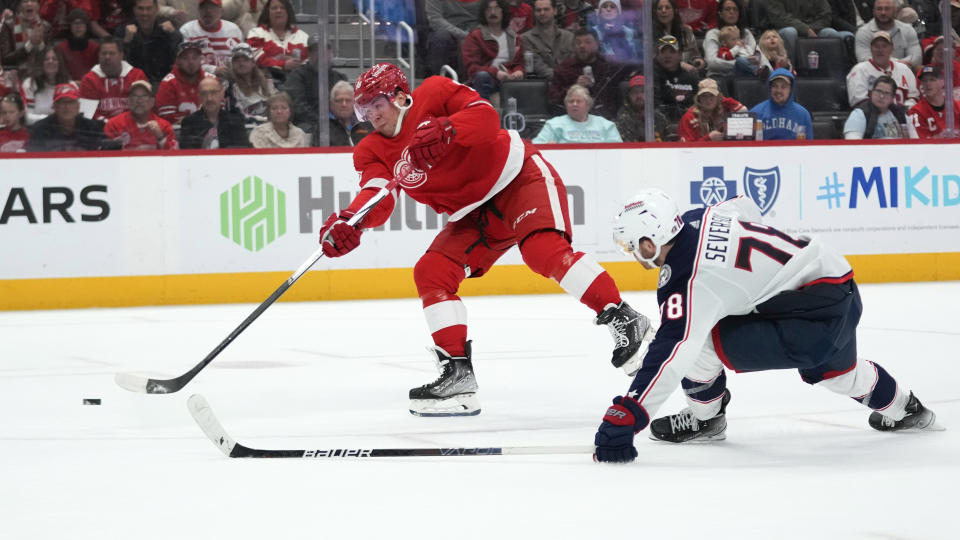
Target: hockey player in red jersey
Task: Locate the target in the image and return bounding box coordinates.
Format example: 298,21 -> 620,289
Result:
593,190 -> 940,463
77,36 -> 148,121
318,62 -> 651,417
908,65 -> 960,139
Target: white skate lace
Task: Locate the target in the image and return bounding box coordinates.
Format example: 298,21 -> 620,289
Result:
669,409 -> 698,433
606,318 -> 629,349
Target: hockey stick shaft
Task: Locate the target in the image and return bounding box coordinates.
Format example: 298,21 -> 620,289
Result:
116,181 -> 399,394
188,394 -> 595,459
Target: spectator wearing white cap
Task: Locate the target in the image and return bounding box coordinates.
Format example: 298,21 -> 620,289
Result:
224,42 -> 274,125
677,77 -> 746,141
104,79 -> 177,149
847,29 -> 919,108
179,0 -> 243,77
854,0 -> 921,69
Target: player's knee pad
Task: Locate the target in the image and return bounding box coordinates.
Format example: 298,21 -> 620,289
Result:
519,230 -> 576,279
414,251 -> 466,299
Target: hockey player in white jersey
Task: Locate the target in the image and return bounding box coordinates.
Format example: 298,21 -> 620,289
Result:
593,189 -> 939,463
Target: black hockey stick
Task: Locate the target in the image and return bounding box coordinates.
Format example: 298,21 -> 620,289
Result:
187,394 -> 597,458
115,180 -> 400,394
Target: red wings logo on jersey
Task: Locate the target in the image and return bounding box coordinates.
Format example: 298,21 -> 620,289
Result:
393,148 -> 428,189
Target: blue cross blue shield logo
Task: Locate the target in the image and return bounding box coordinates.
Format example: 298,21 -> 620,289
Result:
690,166 -> 737,207
743,166 -> 781,215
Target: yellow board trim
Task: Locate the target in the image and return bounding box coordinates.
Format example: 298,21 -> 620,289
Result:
2,253 -> 959,311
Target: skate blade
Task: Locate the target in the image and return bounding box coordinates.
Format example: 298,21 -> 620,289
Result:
647,431 -> 727,443
409,393 -> 481,417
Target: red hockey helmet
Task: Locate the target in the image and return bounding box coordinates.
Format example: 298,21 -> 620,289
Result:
353,62 -> 410,121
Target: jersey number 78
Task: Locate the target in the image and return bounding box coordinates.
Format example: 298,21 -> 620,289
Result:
734,221 -> 809,272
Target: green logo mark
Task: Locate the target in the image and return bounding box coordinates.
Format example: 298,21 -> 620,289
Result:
220,176 -> 287,251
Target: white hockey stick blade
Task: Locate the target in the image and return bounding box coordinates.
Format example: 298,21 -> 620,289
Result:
187,394 -> 237,457
114,372 -> 149,393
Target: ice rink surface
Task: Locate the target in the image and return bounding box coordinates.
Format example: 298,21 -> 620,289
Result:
1,282 -> 958,539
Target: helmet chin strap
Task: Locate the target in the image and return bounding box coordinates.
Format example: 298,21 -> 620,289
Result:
390,94 -> 413,138
633,243 -> 662,267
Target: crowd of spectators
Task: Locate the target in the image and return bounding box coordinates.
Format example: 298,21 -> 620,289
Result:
2,0 -> 960,153
422,0 -> 960,143
0,0 -> 364,151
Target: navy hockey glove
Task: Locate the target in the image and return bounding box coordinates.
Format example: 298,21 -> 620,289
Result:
319,211 -> 361,257
408,116 -> 455,170
594,395 -> 648,463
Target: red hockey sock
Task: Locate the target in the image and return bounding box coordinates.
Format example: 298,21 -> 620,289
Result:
520,231 -> 621,314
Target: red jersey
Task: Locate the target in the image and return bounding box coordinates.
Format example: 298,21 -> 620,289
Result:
0,127 -> 29,152
246,25 -> 310,69
78,61 -> 148,120
155,67 -> 216,126
350,76 -> 528,227
104,111 -> 178,150
908,97 -> 960,139
56,39 -> 100,81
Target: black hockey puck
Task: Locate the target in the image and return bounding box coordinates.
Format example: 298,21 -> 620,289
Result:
83,398 -> 102,405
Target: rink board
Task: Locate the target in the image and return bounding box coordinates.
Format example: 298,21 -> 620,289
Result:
2,141 -> 959,309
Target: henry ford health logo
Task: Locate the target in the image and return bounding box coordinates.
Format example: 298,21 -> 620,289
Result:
742,166 -> 781,215
220,176 -> 287,252
394,148 -> 428,189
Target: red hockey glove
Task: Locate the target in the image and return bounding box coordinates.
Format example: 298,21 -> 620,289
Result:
408,116 -> 456,170
318,212 -> 361,257
593,395 -> 648,463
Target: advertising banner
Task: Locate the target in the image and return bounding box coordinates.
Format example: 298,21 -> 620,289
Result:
2,144 -> 959,284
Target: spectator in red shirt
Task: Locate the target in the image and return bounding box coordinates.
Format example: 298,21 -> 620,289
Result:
506,0 -> 533,33
155,39 -> 213,125
1,0 -> 53,68
678,77 -> 746,141
922,35 -> 960,101
674,0 -> 718,36
245,0 -> 308,76
908,65 -> 960,139
55,9 -> 100,80
39,0 -> 105,39
79,36 -> 149,120
104,79 -> 177,149
98,0 -> 130,36
0,92 -> 30,151
462,0 -> 525,100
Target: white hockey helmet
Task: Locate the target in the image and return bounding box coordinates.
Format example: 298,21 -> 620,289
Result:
613,189 -> 684,266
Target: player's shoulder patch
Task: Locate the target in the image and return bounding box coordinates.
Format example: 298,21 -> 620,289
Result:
658,264 -> 672,289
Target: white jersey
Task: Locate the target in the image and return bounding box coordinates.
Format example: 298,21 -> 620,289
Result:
846,59 -> 919,109
179,19 -> 244,71
625,197 -> 854,418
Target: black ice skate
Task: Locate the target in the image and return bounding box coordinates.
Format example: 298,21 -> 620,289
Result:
595,301 -> 647,370
868,392 -> 939,432
409,341 -> 480,417
649,390 -> 731,443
